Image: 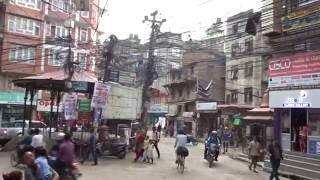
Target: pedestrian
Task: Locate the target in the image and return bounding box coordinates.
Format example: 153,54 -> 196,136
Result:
31,129 -> 44,148
248,136 -> 261,173
134,128 -> 145,162
57,133 -> 75,175
23,151 -> 39,180
157,124 -> 162,136
81,128 -> 98,166
152,126 -> 160,158
268,139 -> 283,180
34,147 -> 52,180
223,127 -> 231,153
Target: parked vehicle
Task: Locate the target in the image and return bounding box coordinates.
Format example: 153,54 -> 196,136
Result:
0,120 -> 48,140
96,138 -> 127,159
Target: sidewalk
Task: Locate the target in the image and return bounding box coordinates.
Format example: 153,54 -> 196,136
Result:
227,148 -> 264,168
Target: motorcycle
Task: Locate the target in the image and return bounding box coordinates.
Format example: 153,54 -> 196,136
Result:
205,142 -> 220,168
96,138 -> 127,159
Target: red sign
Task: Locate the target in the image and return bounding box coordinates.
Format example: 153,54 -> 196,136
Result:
269,52 -> 320,77
269,52 -> 320,88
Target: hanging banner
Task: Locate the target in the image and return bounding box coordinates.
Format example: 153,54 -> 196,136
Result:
64,94 -> 78,121
91,82 -> 111,108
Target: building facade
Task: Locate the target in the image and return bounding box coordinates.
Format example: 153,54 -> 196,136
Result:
223,10 -> 269,126
0,0 -> 100,123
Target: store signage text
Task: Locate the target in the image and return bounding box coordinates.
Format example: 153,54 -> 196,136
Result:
283,90 -> 311,107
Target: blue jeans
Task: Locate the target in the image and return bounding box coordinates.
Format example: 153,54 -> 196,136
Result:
270,159 -> 280,180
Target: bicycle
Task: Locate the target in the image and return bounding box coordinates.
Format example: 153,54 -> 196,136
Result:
176,155 -> 185,174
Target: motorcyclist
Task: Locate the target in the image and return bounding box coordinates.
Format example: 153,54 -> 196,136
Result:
204,131 -> 221,161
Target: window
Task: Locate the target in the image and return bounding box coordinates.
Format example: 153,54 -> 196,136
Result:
63,1 -> 70,11
226,94 -> 231,104
179,88 -> 183,97
15,0 -> 41,10
80,29 -> 88,42
81,11 -> 89,18
78,53 -> 87,69
245,62 -> 253,77
48,49 -> 66,66
231,90 -> 238,104
231,43 -> 240,57
177,105 -> 182,114
244,87 -> 253,104
52,0 -> 59,11
187,87 -> 190,98
190,66 -> 194,75
49,24 -> 68,38
171,73 -> 175,80
232,24 -> 238,34
171,90 -> 175,100
229,65 -> 239,80
7,15 -> 41,37
245,37 -> 253,53
9,47 -> 36,64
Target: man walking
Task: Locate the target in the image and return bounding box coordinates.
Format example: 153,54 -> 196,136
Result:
152,126 -> 160,158
268,139 -> 283,180
248,136 -> 261,173
81,128 -> 98,166
223,127 -> 231,153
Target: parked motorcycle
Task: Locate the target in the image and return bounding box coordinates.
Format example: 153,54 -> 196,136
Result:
206,143 -> 220,168
96,138 -> 127,159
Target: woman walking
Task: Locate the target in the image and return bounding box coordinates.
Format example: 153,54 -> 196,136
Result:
248,136 -> 261,173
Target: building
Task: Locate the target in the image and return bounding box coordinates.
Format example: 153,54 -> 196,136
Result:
262,0 -> 320,178
147,32 -> 184,126
200,18 -> 225,52
0,0 -> 101,123
164,50 -> 225,137
222,10 -> 269,129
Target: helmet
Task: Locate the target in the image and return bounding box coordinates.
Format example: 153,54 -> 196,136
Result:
212,131 -> 217,134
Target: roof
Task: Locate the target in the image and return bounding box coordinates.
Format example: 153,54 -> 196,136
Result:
243,115 -> 273,121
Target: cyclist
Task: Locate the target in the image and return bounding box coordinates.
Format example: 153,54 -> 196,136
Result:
174,130 -> 188,164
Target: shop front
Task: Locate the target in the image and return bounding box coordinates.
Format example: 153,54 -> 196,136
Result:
270,89 -> 320,155
196,102 -> 218,138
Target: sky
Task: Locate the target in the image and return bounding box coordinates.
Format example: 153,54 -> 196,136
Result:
98,0 -> 262,42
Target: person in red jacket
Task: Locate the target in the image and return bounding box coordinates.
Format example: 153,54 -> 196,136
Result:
134,128 -> 145,162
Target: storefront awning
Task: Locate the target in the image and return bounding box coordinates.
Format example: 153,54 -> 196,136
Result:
243,116 -> 273,121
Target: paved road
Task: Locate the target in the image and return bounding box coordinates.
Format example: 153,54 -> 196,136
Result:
0,137 -> 278,180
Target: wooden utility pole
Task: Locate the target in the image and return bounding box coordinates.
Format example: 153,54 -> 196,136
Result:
140,11 -> 166,126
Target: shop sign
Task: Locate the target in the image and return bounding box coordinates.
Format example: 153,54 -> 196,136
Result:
63,94 -> 78,121
148,104 -> 168,113
269,89 -> 320,108
78,99 -> 91,112
269,52 -> 320,88
91,82 -> 111,108
36,100 -> 63,112
282,4 -> 320,32
78,111 -> 92,123
72,81 -> 88,92
196,102 -> 217,111
0,92 -> 37,105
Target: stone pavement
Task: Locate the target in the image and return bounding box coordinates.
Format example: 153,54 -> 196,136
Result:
0,137 -> 290,180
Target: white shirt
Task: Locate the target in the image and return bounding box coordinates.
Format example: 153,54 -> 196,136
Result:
175,134 -> 187,148
31,134 -> 44,148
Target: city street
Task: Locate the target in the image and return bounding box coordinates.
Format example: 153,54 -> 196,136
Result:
1,137 -> 276,180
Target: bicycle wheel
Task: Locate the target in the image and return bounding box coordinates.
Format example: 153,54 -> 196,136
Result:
10,152 -> 19,167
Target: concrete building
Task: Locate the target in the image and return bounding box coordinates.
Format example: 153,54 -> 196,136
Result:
147,32 -> 184,126
0,0 -> 100,122
222,10 -> 269,126
164,50 -> 225,137
262,0 -> 320,178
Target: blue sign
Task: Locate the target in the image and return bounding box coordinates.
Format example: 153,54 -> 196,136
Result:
309,139 -> 320,155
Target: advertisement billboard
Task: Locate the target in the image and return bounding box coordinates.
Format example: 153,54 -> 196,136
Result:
269,52 -> 320,88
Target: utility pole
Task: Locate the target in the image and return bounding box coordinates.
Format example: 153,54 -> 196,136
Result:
140,10 -> 166,126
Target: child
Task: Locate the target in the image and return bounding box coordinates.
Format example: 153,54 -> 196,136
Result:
34,147 -> 52,180
143,136 -> 150,162
146,140 -> 154,164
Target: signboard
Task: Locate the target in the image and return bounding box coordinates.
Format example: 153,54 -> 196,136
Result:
91,82 -> 111,108
0,92 -> 37,105
63,94 -> 78,121
282,4 -> 320,32
108,70 -> 120,82
308,136 -> 320,155
78,112 -> 92,123
269,52 -> 320,88
282,133 -> 291,151
148,104 -> 168,113
72,81 -> 88,92
37,100 -> 63,112
196,102 -> 217,111
78,99 -> 91,112
269,89 -> 320,108
119,71 -> 135,85
233,118 -> 241,126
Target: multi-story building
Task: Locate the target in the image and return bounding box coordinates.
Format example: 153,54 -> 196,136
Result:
164,50 -> 225,137
262,0 -> 320,178
200,18 -> 225,52
222,10 -> 269,125
0,0 -> 100,122
147,32 -> 183,125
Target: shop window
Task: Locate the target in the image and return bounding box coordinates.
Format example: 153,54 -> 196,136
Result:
308,109 -> 320,136
244,87 -> 253,104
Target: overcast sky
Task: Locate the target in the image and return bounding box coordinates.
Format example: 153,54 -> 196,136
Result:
98,0 -> 262,42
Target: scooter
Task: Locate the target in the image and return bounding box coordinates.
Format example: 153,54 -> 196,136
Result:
96,139 -> 127,159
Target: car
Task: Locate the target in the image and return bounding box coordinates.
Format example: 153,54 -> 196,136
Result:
0,120 -> 48,140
